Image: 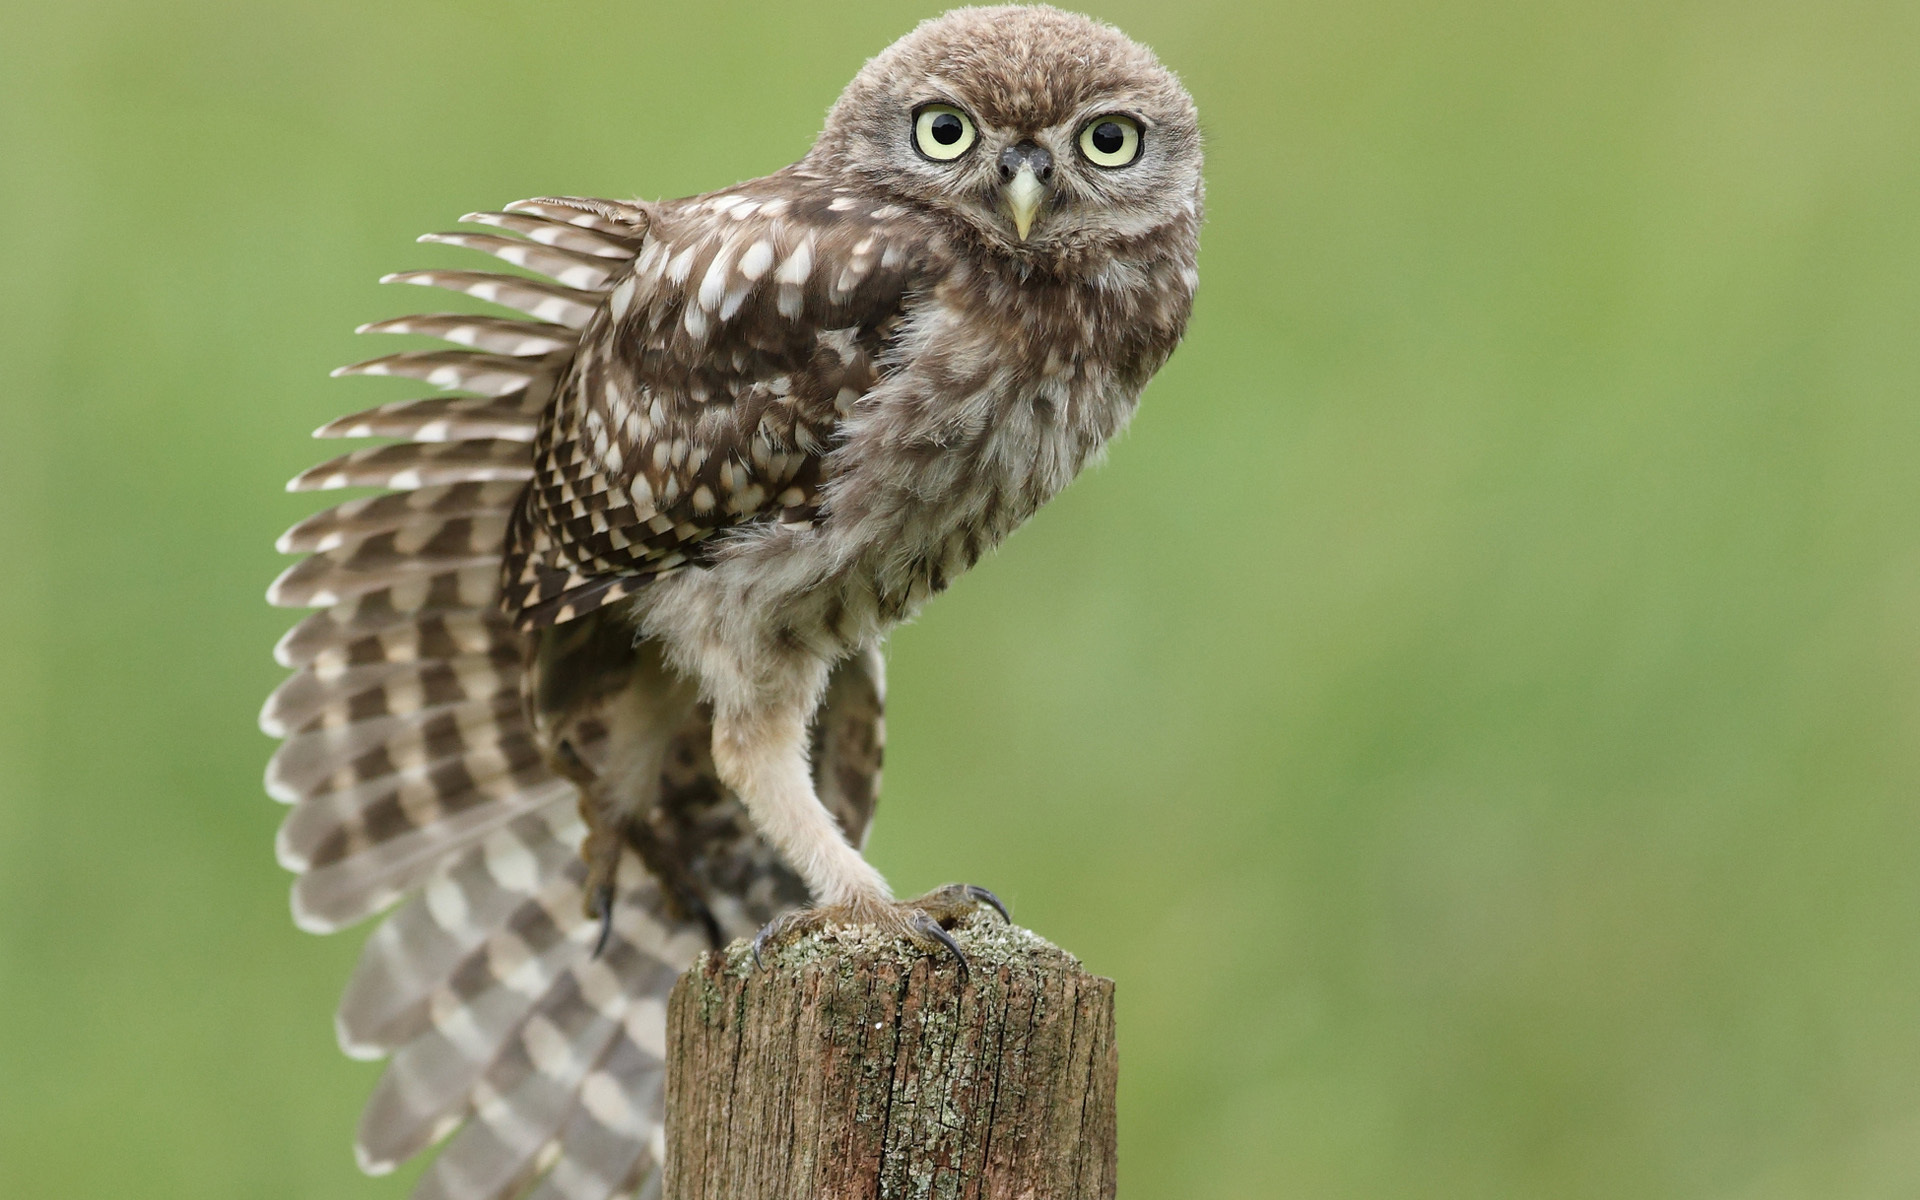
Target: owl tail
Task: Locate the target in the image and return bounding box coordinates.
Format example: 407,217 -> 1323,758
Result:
263,201 -> 698,1200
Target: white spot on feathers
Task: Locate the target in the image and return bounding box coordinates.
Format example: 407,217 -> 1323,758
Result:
738,240 -> 775,281
697,246 -> 735,312
425,875 -> 473,938
665,243 -> 699,285
608,278 -> 635,320
775,239 -> 813,285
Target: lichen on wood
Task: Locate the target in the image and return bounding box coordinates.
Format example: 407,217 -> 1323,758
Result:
663,910 -> 1118,1199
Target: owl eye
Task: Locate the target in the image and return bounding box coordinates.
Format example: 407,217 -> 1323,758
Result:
1078,115 -> 1142,168
912,104 -> 977,161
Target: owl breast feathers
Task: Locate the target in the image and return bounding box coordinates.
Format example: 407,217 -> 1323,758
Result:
265,7 -> 1200,1199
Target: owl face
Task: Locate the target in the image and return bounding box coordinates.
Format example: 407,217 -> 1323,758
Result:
815,6 -> 1202,261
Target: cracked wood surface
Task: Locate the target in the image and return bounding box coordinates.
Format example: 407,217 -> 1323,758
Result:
662,912 -> 1117,1199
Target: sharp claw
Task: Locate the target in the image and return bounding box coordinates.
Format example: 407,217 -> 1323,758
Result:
913,911 -> 970,984
590,884 -> 615,959
964,885 -> 1010,923
751,916 -> 782,969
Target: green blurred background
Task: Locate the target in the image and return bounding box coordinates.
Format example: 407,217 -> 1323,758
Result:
4,0 -> 1920,1195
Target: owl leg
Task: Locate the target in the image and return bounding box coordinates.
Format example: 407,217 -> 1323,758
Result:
709,680 -> 1007,975
543,739 -> 625,956
550,736 -> 724,956
710,697 -> 895,914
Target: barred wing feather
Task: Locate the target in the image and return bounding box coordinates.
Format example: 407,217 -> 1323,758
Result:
268,200 -> 690,1200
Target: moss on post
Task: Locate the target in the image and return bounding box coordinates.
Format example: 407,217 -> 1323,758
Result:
663,911 -> 1118,1199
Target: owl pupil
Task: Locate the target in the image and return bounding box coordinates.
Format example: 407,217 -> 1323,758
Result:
1092,122 -> 1125,154
930,113 -> 964,145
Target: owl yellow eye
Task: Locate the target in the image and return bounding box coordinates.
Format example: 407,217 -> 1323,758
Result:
913,104 -> 977,161
1078,115 -> 1142,168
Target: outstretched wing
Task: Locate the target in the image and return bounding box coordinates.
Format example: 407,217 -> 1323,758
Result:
264,198 -> 886,1200
498,174 -> 936,628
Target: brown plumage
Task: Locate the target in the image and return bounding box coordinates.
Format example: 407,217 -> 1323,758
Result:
264,7 -> 1200,1198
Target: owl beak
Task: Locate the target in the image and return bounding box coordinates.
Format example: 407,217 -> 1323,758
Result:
1005,165 -> 1045,241
998,141 -> 1054,242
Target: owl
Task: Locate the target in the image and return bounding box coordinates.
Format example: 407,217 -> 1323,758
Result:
263,6 -> 1200,1197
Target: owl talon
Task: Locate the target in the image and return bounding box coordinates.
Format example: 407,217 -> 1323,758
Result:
751,910 -> 801,969
590,882 -> 616,959
941,883 -> 1008,924
910,910 -> 970,983
747,883 -> 1008,982
973,886 -> 1010,923
907,882 -> 1010,926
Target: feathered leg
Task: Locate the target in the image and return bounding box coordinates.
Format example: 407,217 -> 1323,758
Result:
709,681 -> 892,914
529,614 -> 723,954
705,653 -> 1004,975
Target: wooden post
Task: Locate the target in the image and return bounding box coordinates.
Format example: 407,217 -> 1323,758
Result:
662,911 -> 1117,1199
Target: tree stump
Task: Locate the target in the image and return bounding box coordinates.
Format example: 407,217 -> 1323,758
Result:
662,911 -> 1117,1199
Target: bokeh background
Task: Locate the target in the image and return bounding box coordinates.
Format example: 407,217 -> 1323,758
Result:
4,0 -> 1920,1195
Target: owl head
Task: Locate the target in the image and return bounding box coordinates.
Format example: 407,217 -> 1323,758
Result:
812,5 -> 1202,263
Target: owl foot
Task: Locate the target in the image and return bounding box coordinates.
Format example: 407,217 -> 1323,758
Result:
751,884 -> 1009,982
587,879 -> 617,959
579,821 -> 623,960
557,738 -> 727,957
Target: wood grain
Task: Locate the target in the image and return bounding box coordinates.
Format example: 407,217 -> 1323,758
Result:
663,914 -> 1117,1199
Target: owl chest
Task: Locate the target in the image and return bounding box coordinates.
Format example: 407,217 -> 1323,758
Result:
827,364 -> 1127,623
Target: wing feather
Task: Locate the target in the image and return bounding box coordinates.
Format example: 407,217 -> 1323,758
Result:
261,646 -> 521,739
278,484 -> 526,554
459,211 -> 639,259
355,861 -> 594,1171
267,519 -> 510,608
520,1038 -> 662,1200
499,173 -> 927,630
316,394 -> 546,444
287,440 -> 535,493
338,810 -> 588,1057
275,608 -> 511,670
418,232 -> 623,292
382,271 -> 602,329
502,197 -> 651,241
332,349 -> 565,396
266,190 -> 890,1200
269,693 -> 525,796
357,314 -> 578,356
291,775 -> 574,932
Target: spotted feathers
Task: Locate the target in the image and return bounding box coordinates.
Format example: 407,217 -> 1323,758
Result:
267,197 -> 885,1200
497,176 -> 925,630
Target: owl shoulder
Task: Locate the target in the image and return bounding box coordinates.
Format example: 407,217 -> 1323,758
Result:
604,174 -> 952,364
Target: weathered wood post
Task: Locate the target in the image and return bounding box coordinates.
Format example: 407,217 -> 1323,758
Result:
662,911 -> 1118,1199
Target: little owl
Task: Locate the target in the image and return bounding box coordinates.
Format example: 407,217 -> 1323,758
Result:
263,6 -> 1201,1196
